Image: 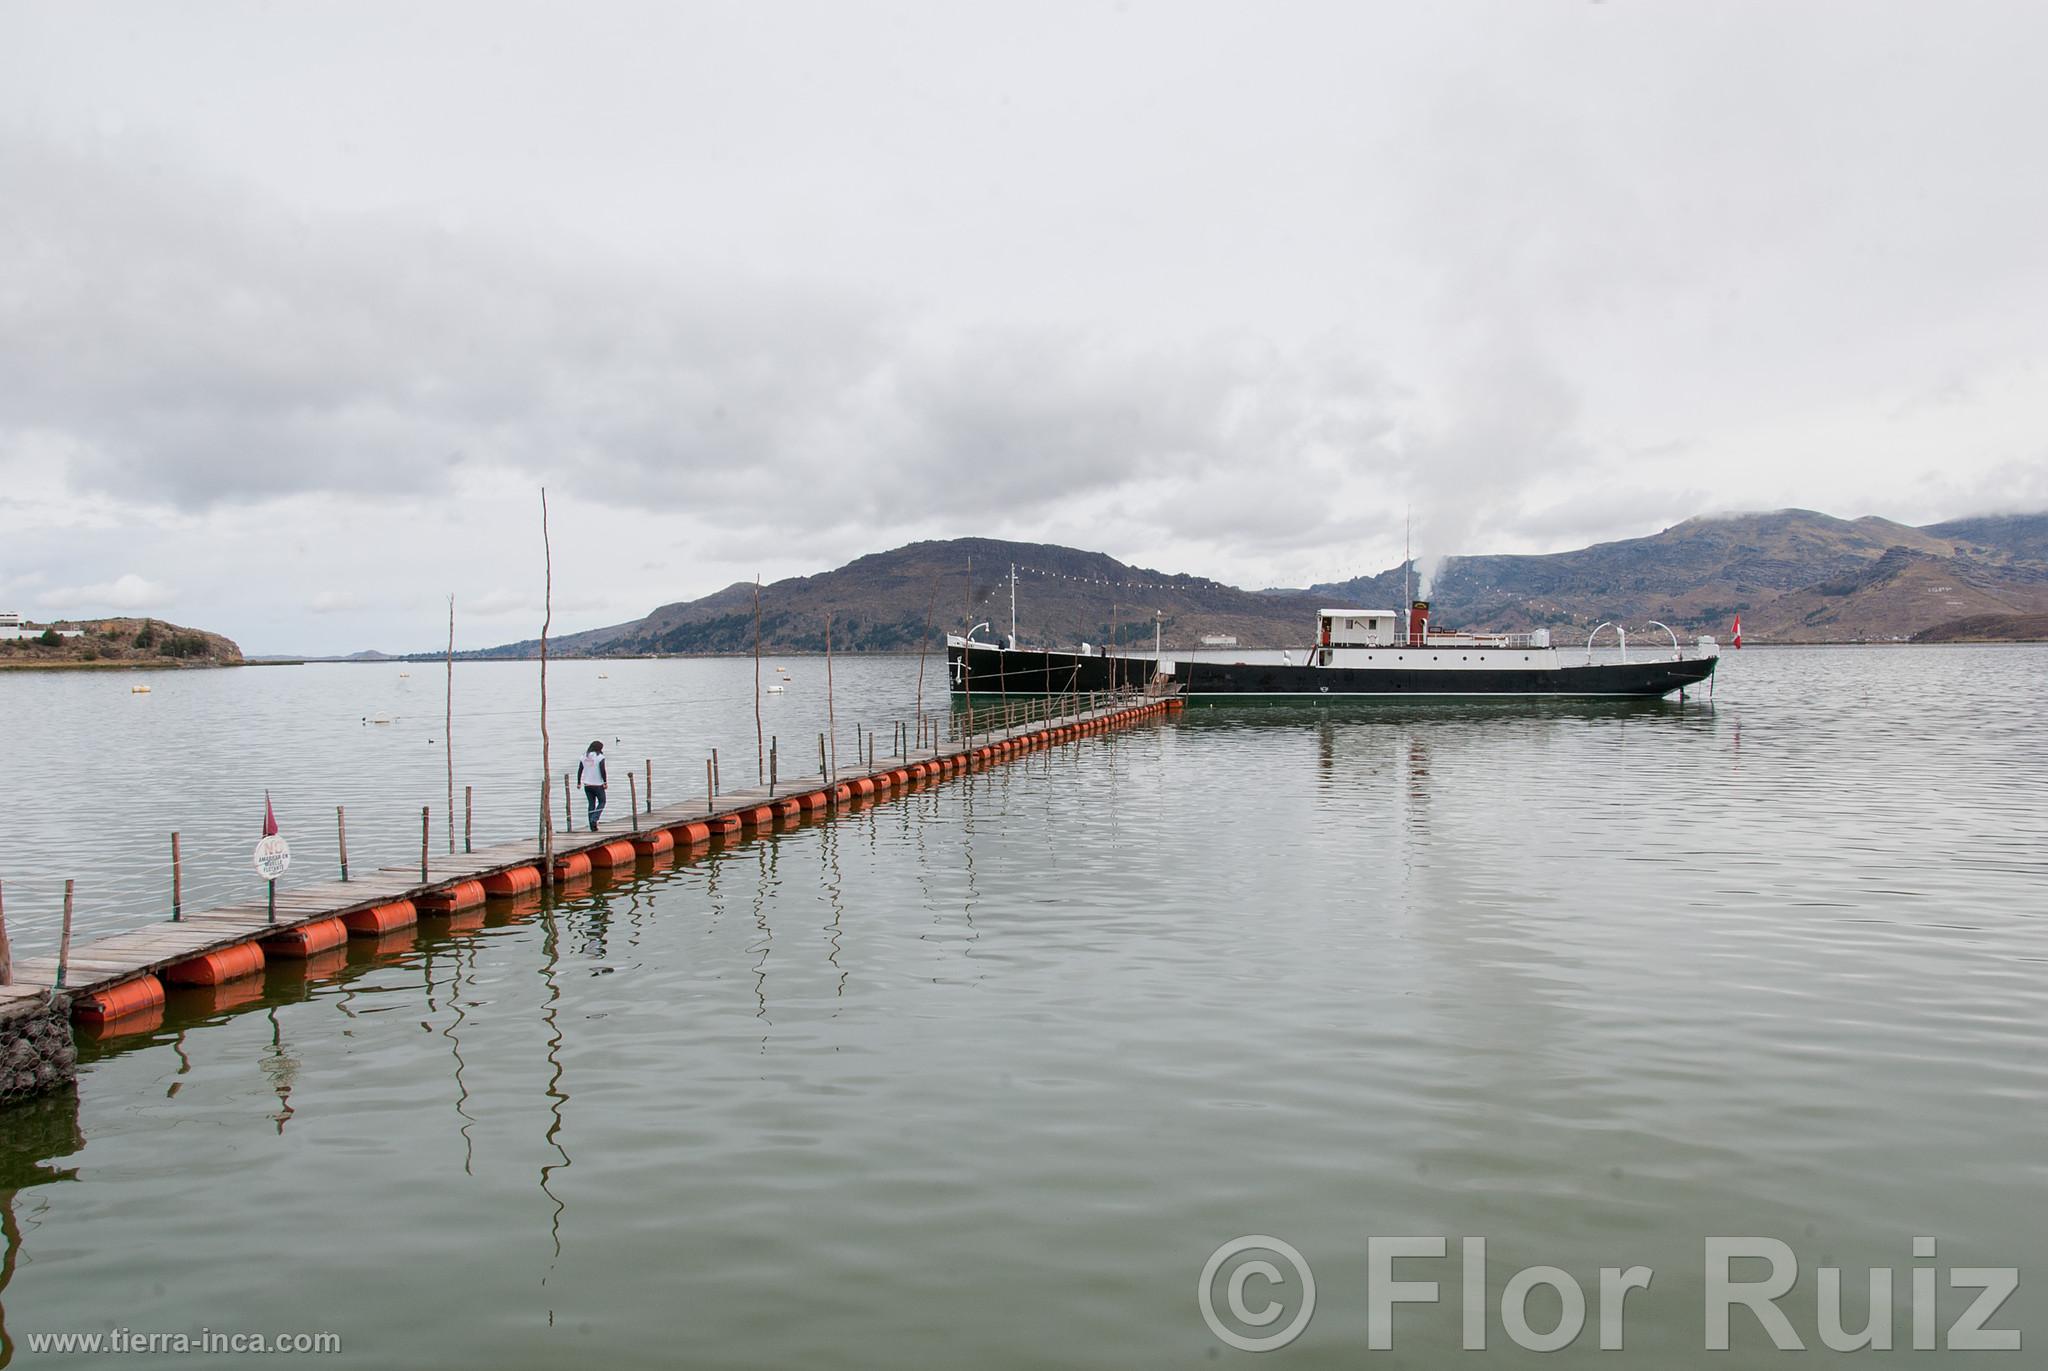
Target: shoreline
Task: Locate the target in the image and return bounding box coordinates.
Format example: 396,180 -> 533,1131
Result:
0,659 -> 250,672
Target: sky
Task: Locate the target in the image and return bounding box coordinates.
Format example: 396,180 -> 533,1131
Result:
3,0 -> 2045,654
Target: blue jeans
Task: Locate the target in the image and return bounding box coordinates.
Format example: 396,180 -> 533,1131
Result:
585,785 -> 606,831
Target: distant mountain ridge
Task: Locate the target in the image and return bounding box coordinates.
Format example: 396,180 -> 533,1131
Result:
467,509 -> 2048,657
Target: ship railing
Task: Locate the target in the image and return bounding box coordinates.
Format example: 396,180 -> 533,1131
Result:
1419,632 -> 1551,650
1585,621 -> 1708,664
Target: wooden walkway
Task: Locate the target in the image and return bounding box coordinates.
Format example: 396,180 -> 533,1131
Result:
1,693 -> 1180,1020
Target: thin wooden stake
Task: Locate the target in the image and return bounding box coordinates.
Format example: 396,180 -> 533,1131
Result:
421,806 -> 431,882
770,736 -> 778,793
825,613 -> 838,779
754,575 -> 765,784
706,758 -> 714,808
628,771 -> 640,829
171,830 -> 183,920
646,759 -> 653,811
338,805 -> 349,881
446,592 -> 456,854
464,784 -> 473,854
56,879 -> 74,989
0,880 -> 11,987
539,486 -> 555,887
564,772 -> 573,832
819,732 -> 828,784
712,748 -> 719,796
915,584 -> 935,735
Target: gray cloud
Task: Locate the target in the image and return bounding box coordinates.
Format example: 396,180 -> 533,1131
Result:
5,1 -> 2048,652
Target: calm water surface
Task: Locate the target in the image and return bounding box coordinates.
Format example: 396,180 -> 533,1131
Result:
2,648 -> 2043,1367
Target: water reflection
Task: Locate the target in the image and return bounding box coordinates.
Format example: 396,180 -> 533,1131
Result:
0,1085 -> 84,1367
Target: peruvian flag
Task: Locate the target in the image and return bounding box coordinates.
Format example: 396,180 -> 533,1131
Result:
262,790 -> 281,836
1732,615 -> 1743,650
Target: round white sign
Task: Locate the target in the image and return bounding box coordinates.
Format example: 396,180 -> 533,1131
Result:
254,833 -> 293,881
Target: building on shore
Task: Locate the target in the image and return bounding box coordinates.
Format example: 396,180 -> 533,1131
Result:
0,613 -> 85,641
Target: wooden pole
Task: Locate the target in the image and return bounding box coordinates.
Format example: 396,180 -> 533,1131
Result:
57,880 -> 75,989
0,880 -> 11,987
770,736 -> 777,793
446,592 -> 456,854
825,613 -> 838,779
818,733 -> 827,784
338,805 -> 349,881
915,585 -> 934,734
712,748 -> 719,796
539,487 -> 555,887
171,831 -> 183,920
464,784 -> 473,854
563,772 -> 573,832
706,758 -> 714,808
421,806 -> 430,882
628,771 -> 640,830
754,576 -> 765,784
963,554 -> 975,742
645,759 -> 653,811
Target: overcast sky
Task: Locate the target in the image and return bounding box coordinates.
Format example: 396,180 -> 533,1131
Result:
4,1 -> 2045,653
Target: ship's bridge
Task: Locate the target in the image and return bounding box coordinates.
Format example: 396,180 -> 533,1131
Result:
1318,609 -> 1402,648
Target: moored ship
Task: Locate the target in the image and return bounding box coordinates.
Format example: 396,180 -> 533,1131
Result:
948,600 -> 1719,701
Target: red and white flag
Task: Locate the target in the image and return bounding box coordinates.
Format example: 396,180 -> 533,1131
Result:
1732,615 -> 1742,650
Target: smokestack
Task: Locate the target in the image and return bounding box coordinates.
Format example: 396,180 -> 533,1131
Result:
1409,600 -> 1429,647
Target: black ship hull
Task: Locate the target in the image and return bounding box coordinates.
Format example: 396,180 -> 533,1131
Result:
947,643 -> 1716,700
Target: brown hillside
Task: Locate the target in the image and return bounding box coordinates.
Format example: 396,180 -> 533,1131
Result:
0,617 -> 244,669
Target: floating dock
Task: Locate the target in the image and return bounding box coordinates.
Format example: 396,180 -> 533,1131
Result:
0,693 -> 1181,1056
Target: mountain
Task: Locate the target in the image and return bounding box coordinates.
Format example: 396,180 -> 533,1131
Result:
1912,612 -> 2048,643
475,539 -> 1325,657
1751,546 -> 2047,641
1920,512 -> 2048,563
1309,510 -> 2048,643
472,510 -> 2048,657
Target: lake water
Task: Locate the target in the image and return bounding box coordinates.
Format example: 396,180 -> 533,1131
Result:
3,647 -> 2044,1367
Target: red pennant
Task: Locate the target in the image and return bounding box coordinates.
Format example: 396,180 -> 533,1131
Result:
1731,615 -> 1743,650
262,791 -> 280,837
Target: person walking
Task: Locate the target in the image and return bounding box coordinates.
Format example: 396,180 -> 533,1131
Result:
580,740 -> 609,831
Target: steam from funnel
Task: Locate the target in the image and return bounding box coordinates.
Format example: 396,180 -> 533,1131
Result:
1413,554 -> 1449,600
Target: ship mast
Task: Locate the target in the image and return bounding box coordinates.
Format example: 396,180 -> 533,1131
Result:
1009,563 -> 1017,648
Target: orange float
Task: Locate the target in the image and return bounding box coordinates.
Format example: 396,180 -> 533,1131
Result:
263,917 -> 348,959
73,974 -> 166,1026
481,864 -> 542,897
164,940 -> 266,987
632,829 -> 675,856
590,839 -> 638,867
740,805 -> 777,827
344,899 -> 418,937
419,879 -> 487,914
671,821 -> 713,846
553,851 -> 593,881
